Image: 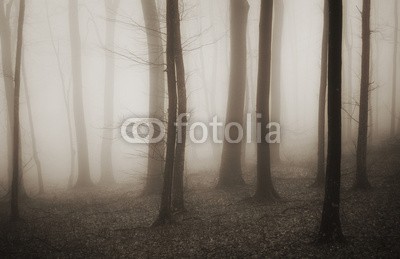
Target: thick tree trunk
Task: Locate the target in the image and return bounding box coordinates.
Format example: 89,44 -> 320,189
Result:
0,2 -> 15,191
172,1 -> 187,212
318,0 -> 344,243
141,0 -> 166,195
100,0 -> 120,185
254,0 -> 279,201
392,0 -> 398,137
68,0 -> 92,188
10,0 -> 25,221
153,0 -> 178,226
22,57 -> 44,194
218,0 -> 249,188
313,0 -> 328,188
270,0 -> 284,164
354,0 -> 372,190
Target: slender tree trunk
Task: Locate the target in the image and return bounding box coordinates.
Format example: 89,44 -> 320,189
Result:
344,3 -> 354,142
270,0 -> 284,164
0,2 -> 14,191
99,0 -> 120,185
354,0 -> 372,190
45,2 -> 76,189
392,0 -> 398,137
153,0 -> 178,226
68,0 -> 92,188
10,0 -> 25,221
141,0 -> 166,195
254,0 -> 279,201
218,0 -> 249,188
313,0 -> 328,188
318,0 -> 344,243
22,57 -> 44,194
172,1 -> 187,212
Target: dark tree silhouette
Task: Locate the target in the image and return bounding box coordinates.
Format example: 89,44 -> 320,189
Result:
172,0 -> 187,212
313,0 -> 328,188
270,0 -> 284,164
69,0 -> 92,188
354,0 -> 372,190
318,0 -> 344,243
153,0 -> 178,226
100,0 -> 120,185
218,0 -> 249,188
141,0 -> 166,195
253,0 -> 279,201
10,0 -> 26,221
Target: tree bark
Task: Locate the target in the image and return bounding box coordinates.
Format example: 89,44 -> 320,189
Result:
172,0 -> 187,212
313,0 -> 328,188
270,0 -> 284,164
318,0 -> 344,243
100,0 -> 120,185
218,0 -> 249,188
354,0 -> 372,190
0,1 -> 15,191
153,0 -> 178,226
10,0 -> 26,221
141,0 -> 166,195
254,0 -> 279,201
68,0 -> 92,188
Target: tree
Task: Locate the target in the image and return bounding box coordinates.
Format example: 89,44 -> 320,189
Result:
99,0 -> 121,185
218,0 -> 249,188
313,0 -> 328,188
68,0 -> 92,188
0,1 -> 15,190
344,2 -> 354,141
153,0 -> 178,226
318,0 -> 344,243
354,0 -> 372,190
10,0 -> 26,221
172,0 -> 187,212
141,0 -> 166,195
270,0 -> 284,164
391,0 -> 399,137
22,57 -> 44,194
254,0 -> 279,201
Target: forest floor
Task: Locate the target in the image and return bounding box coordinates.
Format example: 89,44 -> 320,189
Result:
1,143 -> 400,258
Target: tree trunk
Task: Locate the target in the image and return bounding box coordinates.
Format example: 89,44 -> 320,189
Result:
172,0 -> 187,213
153,0 -> 178,226
270,0 -> 284,164
0,1 -> 15,191
318,0 -> 344,243
10,0 -> 26,221
354,0 -> 372,190
68,0 -> 92,188
141,0 -> 166,195
344,2 -> 354,142
218,0 -> 249,188
99,0 -> 120,185
253,0 -> 279,201
22,56 -> 44,194
313,0 -> 328,188
392,0 -> 398,137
